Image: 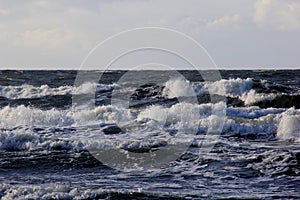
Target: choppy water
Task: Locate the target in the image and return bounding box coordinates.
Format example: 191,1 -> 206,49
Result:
0,70 -> 299,199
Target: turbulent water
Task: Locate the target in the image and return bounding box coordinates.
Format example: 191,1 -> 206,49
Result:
0,70 -> 299,199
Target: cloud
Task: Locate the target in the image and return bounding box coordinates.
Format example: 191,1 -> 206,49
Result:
0,0 -> 248,54
207,14 -> 241,29
254,0 -> 300,30
0,8 -> 10,15
254,0 -> 272,24
0,0 -> 299,69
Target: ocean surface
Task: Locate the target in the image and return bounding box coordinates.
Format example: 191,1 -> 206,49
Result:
0,70 -> 299,199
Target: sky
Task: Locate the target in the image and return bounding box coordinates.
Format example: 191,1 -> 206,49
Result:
0,0 -> 299,69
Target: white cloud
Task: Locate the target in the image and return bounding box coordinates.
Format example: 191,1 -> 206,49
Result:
0,8 -> 10,15
254,0 -> 300,30
254,0 -> 272,24
0,0 -> 299,69
207,14 -> 241,29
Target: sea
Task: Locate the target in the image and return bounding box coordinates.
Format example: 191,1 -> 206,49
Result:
0,70 -> 299,199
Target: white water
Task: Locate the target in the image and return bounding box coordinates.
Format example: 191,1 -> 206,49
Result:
162,78 -> 196,98
240,90 -> 276,105
1,78 -> 294,106
1,77 -> 299,153
0,82 -> 112,99
0,103 -> 299,151
277,108 -> 300,141
205,78 -> 253,97
163,77 -> 279,105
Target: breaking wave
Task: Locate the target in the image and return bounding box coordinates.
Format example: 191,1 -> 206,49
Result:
0,103 -> 299,152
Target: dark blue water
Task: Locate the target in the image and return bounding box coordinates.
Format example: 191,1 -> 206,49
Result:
0,70 -> 299,199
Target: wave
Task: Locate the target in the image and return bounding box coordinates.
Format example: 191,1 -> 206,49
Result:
204,78 -> 254,97
162,78 -> 196,98
0,184 -> 184,200
277,108 -> 300,140
0,82 -> 113,99
163,77 -> 300,107
251,94 -> 300,109
0,105 -> 74,128
0,129 -> 81,151
0,104 -> 299,151
1,77 -> 299,109
246,149 -> 300,176
161,77 -> 254,98
0,84 -> 73,99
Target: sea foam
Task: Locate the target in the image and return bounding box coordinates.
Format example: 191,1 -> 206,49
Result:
277,108 -> 300,141
0,82 -> 110,99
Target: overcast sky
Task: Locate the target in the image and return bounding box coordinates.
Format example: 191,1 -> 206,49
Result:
0,0 -> 299,69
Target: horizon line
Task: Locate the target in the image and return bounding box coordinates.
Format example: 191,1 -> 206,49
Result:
0,66 -> 300,71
